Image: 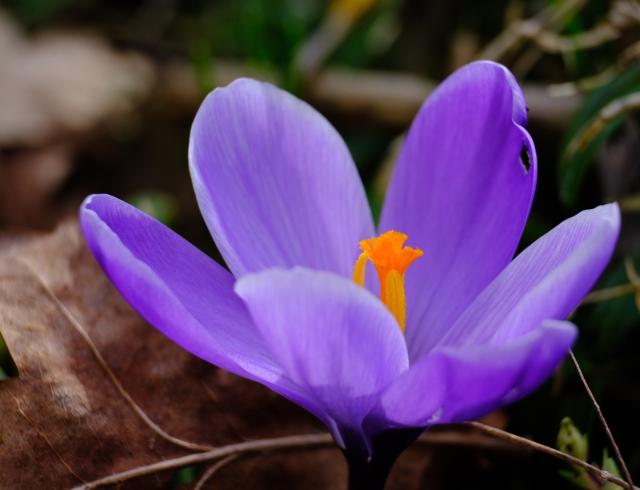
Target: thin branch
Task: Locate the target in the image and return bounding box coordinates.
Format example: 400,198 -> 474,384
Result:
14,258 -> 214,453
194,454 -> 238,490
467,422 -> 638,490
70,430 -> 511,489
295,0 -> 378,77
565,92 -> 640,157
569,352 -> 635,489
582,283 -> 636,304
478,0 -> 586,61
70,433 -> 333,490
624,257 -> 640,286
517,20 -> 620,54
580,258 -> 640,306
72,423 -> 640,490
548,67 -> 618,97
511,0 -> 587,78
506,0 -> 639,76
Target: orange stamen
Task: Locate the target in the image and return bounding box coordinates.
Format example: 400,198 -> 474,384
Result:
352,231 -> 423,331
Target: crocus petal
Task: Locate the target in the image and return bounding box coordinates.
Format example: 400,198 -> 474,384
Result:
374,320 -> 576,428
379,61 -> 537,360
189,78 -> 374,279
441,203 -> 620,347
80,194 -> 328,423
235,267 -> 409,450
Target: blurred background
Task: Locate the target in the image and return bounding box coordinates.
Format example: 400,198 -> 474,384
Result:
0,0 -> 639,488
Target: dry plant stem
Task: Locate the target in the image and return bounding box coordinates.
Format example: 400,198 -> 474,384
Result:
520,22 -> 618,54
194,454 -> 238,490
582,258 -> 640,305
566,92 -> 640,156
582,283 -> 636,303
624,257 -> 640,286
15,259 -> 214,453
516,0 -> 640,57
512,0 -> 588,78
478,0 -> 585,61
569,351 -> 635,489
548,67 -> 617,97
467,422 -> 638,490
71,425 -> 639,490
71,433 -> 333,490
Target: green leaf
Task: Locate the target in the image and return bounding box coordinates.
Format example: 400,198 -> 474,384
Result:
557,417 -> 592,489
558,416 -> 589,461
601,449 -> 624,490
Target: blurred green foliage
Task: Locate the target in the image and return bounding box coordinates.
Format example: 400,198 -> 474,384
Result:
129,191 -> 178,226
4,0 -> 72,25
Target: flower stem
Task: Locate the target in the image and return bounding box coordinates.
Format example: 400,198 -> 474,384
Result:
346,457 -> 391,490
343,427 -> 422,490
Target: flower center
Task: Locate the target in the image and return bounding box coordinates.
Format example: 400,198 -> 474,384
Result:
352,230 -> 423,332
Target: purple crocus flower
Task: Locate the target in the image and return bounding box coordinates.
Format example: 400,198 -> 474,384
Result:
80,61 -> 619,489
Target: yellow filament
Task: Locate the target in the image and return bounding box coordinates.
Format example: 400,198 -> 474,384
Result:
353,252 -> 368,287
382,270 -> 406,330
352,230 -> 423,331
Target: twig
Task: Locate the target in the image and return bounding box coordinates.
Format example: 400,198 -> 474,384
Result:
582,283 -> 636,303
624,257 -> 640,286
71,433 -> 333,489
478,0 -> 586,61
295,0 -> 379,77
581,257 -> 640,305
520,22 -> 619,54
511,0 -> 588,77
71,424 -> 639,490
194,454 -> 239,490
565,92 -> 640,157
548,67 -> 617,97
467,422 -> 638,490
70,430 -> 511,489
568,352 -> 635,489
14,258 -> 214,453
516,0 -> 640,57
